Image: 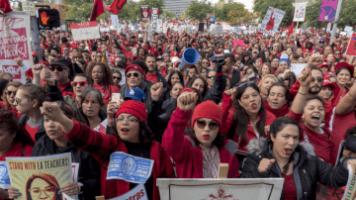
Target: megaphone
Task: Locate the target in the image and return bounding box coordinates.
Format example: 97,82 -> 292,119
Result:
179,48 -> 201,69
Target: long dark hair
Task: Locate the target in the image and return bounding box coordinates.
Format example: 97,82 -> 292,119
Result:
229,82 -> 266,144
167,71 -> 184,89
87,62 -> 113,88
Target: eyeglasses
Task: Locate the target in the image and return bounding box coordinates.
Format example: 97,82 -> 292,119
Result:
196,119 -> 218,130
126,73 -> 139,78
14,97 -> 23,105
49,65 -> 64,72
5,90 -> 16,96
113,76 -> 121,80
71,81 -> 87,87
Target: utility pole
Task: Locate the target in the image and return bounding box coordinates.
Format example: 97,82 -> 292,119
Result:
330,0 -> 343,45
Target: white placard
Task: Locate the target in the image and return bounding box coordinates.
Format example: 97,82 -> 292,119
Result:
157,178 -> 284,200
260,7 -> 286,35
293,2 -> 307,22
70,22 -> 100,41
290,63 -> 307,76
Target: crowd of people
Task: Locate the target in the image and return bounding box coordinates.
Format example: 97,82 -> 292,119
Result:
1,22 -> 356,200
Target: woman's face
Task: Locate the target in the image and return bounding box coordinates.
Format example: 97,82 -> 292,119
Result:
92,65 -> 104,84
267,86 -> 287,109
112,72 -> 121,85
14,89 -> 34,114
261,65 -> 270,75
170,83 -> 183,99
192,78 -> 205,95
336,69 -> 351,87
170,73 -> 181,85
72,76 -> 88,97
29,178 -> 56,200
271,124 -> 300,161
302,99 -> 325,129
43,116 -> 65,141
82,94 -> 101,118
126,70 -> 143,88
116,113 -> 140,143
261,77 -> 276,96
193,118 -> 219,148
238,87 -> 262,115
5,86 -> 18,106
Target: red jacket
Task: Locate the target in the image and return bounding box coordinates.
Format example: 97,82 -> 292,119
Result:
0,143 -> 32,161
92,84 -> 120,105
66,121 -> 175,199
330,111 -> 356,164
162,108 -> 240,178
221,94 -> 276,151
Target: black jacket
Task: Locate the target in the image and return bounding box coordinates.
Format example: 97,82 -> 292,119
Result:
240,140 -> 348,200
32,135 -> 101,200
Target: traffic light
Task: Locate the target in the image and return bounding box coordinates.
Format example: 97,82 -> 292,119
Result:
37,8 -> 60,29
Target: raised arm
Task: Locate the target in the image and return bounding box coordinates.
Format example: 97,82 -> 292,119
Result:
335,81 -> 356,115
290,67 -> 312,115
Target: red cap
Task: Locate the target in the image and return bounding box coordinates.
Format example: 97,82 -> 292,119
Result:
191,100 -> 222,128
115,100 -> 147,122
125,64 -> 145,75
319,62 -> 329,69
322,74 -> 336,89
335,62 -> 354,75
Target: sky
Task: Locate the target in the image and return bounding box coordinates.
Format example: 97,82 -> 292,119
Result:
206,0 -> 254,11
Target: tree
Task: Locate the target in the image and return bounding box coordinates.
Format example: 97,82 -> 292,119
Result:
253,0 -> 294,26
118,0 -> 140,21
305,0 -> 323,28
63,0 -> 92,21
216,2 -> 251,25
186,0 -> 213,21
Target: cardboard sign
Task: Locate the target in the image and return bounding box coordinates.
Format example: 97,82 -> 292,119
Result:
293,2 -> 307,22
0,12 -> 33,81
291,63 -> 307,76
107,152 -> 154,184
346,33 -> 356,56
157,178 -> 284,200
342,164 -> 356,200
70,22 -> 100,41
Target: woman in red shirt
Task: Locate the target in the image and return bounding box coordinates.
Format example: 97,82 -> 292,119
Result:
87,62 -> 120,104
0,109 -> 33,199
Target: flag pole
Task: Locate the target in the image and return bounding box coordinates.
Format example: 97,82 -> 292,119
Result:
330,0 -> 343,45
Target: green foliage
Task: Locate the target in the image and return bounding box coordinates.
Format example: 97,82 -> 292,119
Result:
118,0 -> 141,21
186,1 -> 213,21
63,0 -> 92,22
253,0 -> 294,26
338,0 -> 356,27
216,2 -> 251,25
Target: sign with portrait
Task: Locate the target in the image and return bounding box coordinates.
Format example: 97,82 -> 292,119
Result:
6,153 -> 73,200
260,7 -> 285,35
293,2 -> 307,22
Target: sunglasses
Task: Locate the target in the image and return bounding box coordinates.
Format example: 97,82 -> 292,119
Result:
127,72 -> 139,78
49,65 -> 64,72
196,119 -> 218,130
113,76 -> 121,80
5,90 -> 16,96
71,81 -> 87,87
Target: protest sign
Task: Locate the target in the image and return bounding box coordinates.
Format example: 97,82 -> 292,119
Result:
344,26 -> 353,37
260,7 -> 285,35
63,193 -> 76,200
6,153 -> 73,200
108,184 -> 148,200
157,178 -> 284,200
319,0 -> 339,22
293,2 -> 307,22
0,162 -> 10,189
346,33 -> 356,56
70,22 -> 100,41
0,12 -> 33,83
342,165 -> 356,200
107,152 -> 154,184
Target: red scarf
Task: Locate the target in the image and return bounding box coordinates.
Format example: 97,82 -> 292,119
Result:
264,101 -> 290,118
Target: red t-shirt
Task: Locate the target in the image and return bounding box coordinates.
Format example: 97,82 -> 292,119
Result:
25,123 -> 40,142
283,174 -> 297,200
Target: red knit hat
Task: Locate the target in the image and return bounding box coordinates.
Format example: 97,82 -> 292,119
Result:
115,100 -> 147,122
125,64 -> 146,75
335,62 -> 354,75
191,100 -> 222,128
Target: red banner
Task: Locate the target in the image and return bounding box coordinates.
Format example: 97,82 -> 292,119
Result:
346,33 -> 356,56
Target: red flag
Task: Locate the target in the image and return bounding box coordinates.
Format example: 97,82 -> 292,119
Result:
107,0 -> 127,14
0,0 -> 12,14
90,0 -> 105,21
287,22 -> 294,36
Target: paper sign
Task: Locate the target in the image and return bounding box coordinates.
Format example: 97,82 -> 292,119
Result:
108,184 -> 148,200
62,193 -> 76,200
107,152 -> 154,184
342,164 -> 356,200
0,162 -> 10,189
346,33 -> 356,56
344,26 -> 353,37
71,163 -> 79,183
70,22 -> 100,41
260,7 -> 285,35
6,153 -> 73,200
293,2 -> 307,22
290,63 -> 307,76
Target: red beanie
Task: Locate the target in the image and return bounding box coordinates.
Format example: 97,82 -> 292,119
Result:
191,100 -> 222,127
115,100 -> 147,122
125,64 -> 146,75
